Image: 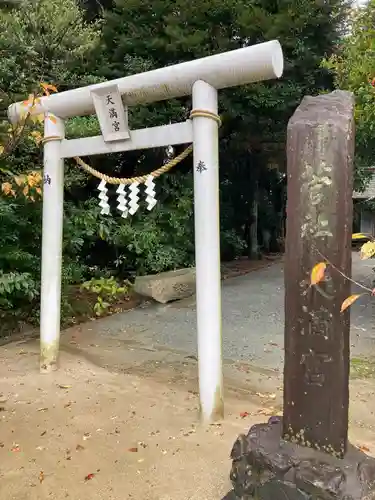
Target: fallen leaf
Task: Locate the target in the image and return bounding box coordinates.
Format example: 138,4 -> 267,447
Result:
240,411 -> 249,418
11,444 -> 20,452
341,294 -> 363,313
57,385 -> 71,390
76,444 -> 84,451
39,471 -> 44,484
37,408 -> 48,412
256,407 -> 275,416
360,241 -> 375,260
40,431 -> 47,437
84,473 -> 95,481
128,447 -> 138,453
182,429 -> 196,436
310,262 -> 326,286
185,355 -> 198,361
255,392 -> 276,400
359,444 -> 370,453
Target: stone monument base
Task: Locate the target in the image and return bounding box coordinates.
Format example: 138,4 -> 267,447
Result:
225,417 -> 375,500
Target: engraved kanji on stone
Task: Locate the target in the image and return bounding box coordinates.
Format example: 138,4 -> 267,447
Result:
309,309 -> 330,338
300,351 -> 332,386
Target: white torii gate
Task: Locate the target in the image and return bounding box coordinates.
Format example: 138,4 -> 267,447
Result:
8,40 -> 283,422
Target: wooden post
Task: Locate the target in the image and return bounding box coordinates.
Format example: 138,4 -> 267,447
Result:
284,90 -> 355,458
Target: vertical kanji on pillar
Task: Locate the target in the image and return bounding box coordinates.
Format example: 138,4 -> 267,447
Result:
284,90 -> 355,458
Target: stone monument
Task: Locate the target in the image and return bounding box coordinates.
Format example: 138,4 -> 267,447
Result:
225,91 -> 375,499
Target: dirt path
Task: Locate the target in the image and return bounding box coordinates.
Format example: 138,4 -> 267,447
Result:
1,334 -> 375,500
0,340 -> 278,500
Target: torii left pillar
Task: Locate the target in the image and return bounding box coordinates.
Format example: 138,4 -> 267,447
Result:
40,113 -> 65,373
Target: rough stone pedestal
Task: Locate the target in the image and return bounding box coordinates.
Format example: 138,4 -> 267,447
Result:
226,417 -> 375,500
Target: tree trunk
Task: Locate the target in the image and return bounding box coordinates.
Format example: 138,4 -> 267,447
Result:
248,184 -> 259,260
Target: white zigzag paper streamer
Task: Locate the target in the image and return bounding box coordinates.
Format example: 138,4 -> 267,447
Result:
144,175 -> 157,211
116,184 -> 128,218
97,179 -> 110,215
128,182 -> 140,215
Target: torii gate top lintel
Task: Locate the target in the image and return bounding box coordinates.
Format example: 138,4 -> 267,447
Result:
8,40 -> 283,123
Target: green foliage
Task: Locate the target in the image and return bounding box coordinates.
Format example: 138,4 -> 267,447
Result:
0,194 -> 41,331
98,0 -> 350,251
0,0 -> 103,332
0,0 -> 101,93
0,269 -> 38,334
0,0 -> 356,334
0,271 -> 38,307
63,174 -> 196,276
65,116 -> 101,139
81,276 -> 131,316
0,0 -> 103,174
322,0 -> 375,187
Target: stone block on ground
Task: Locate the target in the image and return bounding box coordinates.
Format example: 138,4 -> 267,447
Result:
133,268 -> 196,304
225,417 -> 375,500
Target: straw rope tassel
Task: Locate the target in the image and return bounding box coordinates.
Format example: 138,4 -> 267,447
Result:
73,109 -> 221,215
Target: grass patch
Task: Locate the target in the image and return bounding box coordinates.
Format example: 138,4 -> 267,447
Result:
350,357 -> 375,379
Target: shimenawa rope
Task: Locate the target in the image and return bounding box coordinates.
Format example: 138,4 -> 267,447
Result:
73,109 -> 221,185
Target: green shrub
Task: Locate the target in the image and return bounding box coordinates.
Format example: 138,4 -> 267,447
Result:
81,276 -> 131,316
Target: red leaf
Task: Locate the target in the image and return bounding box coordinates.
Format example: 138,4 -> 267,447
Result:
128,447 -> 138,452
84,473 -> 95,481
240,411 -> 249,418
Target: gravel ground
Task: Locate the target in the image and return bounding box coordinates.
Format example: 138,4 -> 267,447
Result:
84,252 -> 375,371
1,253 -> 375,500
